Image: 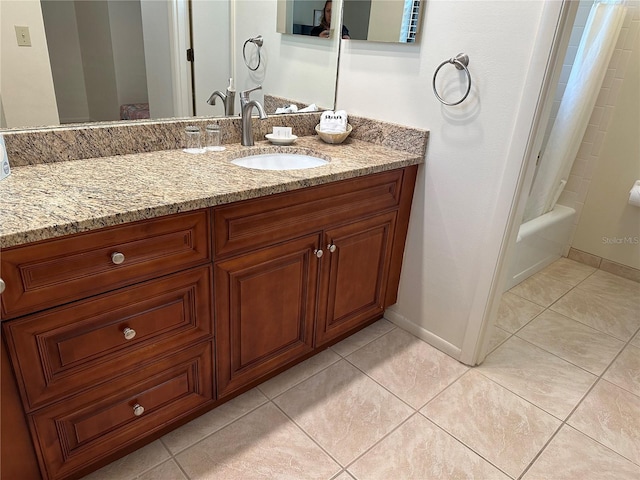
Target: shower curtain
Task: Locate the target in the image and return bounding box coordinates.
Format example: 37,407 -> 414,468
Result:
523,0 -> 627,223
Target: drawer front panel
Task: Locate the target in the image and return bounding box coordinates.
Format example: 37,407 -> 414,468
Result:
1,210 -> 210,318
4,266 -> 213,411
213,169 -> 404,257
30,342 -> 213,480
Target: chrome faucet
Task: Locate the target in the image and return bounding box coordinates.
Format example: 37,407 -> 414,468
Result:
207,89 -> 235,116
240,85 -> 267,146
207,78 -> 236,116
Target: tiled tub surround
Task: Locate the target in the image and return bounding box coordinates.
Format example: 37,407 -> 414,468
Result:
0,116 -> 427,248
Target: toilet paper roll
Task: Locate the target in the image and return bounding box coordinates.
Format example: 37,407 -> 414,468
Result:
629,180 -> 640,207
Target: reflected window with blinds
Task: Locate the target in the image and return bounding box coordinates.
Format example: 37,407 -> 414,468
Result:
342,0 -> 423,43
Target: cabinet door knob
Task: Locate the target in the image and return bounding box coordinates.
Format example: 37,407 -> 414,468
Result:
327,244 -> 337,253
132,403 -> 145,416
111,252 -> 126,265
314,249 -> 323,258
123,327 -> 136,340
0,278 -> 5,294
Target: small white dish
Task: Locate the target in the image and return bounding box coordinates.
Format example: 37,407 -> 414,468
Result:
265,133 -> 298,145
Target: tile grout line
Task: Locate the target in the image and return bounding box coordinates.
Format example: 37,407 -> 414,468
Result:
518,335 -> 640,477
260,321 -> 398,401
157,395 -> 269,458
417,413 -> 516,479
268,396 -> 346,474
515,268 -> 640,477
266,351 -> 424,473
341,412 -> 422,473
267,326 -> 470,477
512,332 -> 616,377
131,263 -> 637,479
152,323 -> 400,478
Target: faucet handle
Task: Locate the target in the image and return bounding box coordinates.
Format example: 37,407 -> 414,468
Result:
240,85 -> 262,102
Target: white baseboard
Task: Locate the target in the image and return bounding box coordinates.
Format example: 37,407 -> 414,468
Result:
384,309 -> 463,362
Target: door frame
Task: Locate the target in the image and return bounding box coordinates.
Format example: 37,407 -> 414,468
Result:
459,0 -> 580,366
167,0 -> 192,117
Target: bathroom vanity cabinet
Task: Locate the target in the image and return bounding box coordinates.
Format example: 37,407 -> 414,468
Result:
213,168 -> 413,398
0,165 -> 417,480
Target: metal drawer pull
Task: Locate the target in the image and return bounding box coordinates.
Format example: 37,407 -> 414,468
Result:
111,252 -> 126,265
132,403 -> 145,416
327,244 -> 336,253
123,327 -> 136,340
314,249 -> 323,258
0,278 -> 5,294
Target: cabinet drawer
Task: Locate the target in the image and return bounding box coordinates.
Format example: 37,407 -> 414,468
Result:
3,266 -> 213,412
213,169 -> 405,258
30,341 -> 213,480
1,210 -> 210,318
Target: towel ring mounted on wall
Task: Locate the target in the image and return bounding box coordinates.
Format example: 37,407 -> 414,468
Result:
243,35 -> 264,71
432,53 -> 472,106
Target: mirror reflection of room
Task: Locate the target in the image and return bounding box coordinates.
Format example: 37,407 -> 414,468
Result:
310,0 -> 350,39
343,0 -> 421,42
278,0 -> 422,43
2,0 -> 341,130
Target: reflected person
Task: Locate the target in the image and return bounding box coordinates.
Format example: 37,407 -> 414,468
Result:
310,0 -> 350,39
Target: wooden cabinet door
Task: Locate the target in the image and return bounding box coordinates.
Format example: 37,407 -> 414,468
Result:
316,212 -> 397,346
214,234 -> 321,398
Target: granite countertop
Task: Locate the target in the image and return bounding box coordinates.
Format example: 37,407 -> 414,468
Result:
0,135 -> 423,249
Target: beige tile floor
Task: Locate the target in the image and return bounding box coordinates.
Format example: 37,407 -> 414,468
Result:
82,258 -> 640,480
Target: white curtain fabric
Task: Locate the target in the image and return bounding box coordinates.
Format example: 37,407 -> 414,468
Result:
523,1 -> 627,223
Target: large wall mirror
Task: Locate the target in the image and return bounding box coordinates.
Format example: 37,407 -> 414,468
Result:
0,0 -> 341,130
277,0 -> 422,43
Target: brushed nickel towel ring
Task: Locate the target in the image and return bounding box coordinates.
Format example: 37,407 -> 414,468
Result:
433,53 -> 471,106
243,35 -> 263,71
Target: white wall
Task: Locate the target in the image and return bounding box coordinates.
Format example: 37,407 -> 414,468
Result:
192,0 -> 231,117
367,0 -> 404,42
0,0 -> 59,127
234,0 -> 339,110
140,0 -> 176,119
343,0 -> 371,40
40,0 -> 90,124
293,0 -> 325,25
74,0 -> 120,121
108,1 -> 148,107
336,0 -> 560,362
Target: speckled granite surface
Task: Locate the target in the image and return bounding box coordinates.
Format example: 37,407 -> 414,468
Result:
1,127 -> 427,248
3,113 -> 428,166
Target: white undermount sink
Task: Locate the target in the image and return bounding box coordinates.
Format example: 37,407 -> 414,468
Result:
231,153 -> 328,170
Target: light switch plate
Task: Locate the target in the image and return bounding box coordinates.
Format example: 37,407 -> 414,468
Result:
15,26 -> 31,47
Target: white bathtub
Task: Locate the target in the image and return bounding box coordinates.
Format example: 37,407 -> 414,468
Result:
505,204 -> 576,290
